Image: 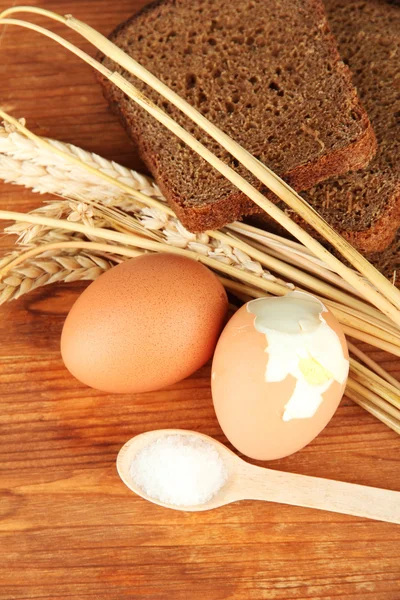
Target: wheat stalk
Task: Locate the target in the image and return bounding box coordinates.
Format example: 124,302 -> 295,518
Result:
3,115 -> 396,300
1,119 -> 399,347
2,10 -> 398,323
0,122 -> 393,330
2,219 -> 399,434
1,116 -> 400,344
5,194 -> 400,355
0,121 -> 296,292
2,242 -> 398,434
2,203 -> 294,293
0,117 -> 399,432
4,208 -> 400,359
1,112 -> 396,320
347,341 -> 400,391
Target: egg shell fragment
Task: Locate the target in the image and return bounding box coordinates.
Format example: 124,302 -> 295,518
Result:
211,298 -> 349,460
61,254 -> 228,393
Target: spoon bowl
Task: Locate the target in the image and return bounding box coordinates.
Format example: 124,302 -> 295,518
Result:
117,429 -> 400,522
117,428 -> 244,511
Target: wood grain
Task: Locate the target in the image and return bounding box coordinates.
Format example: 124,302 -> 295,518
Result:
0,1 -> 399,599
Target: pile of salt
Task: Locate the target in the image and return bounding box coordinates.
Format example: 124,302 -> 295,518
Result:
130,434 -> 228,506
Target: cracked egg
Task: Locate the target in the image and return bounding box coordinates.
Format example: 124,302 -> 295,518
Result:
211,291 -> 349,460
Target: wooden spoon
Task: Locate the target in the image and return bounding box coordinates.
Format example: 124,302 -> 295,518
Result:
117,429 -> 400,523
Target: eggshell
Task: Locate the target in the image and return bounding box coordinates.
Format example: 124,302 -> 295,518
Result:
211,295 -> 349,460
61,254 -> 228,393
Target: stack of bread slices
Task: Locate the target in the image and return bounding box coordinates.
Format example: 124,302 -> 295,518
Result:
99,0 -> 400,282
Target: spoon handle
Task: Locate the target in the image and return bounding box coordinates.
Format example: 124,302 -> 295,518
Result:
241,465 -> 400,524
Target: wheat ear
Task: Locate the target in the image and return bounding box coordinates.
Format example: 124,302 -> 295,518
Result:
0,248 -> 120,303
0,118 -> 392,329
1,117 -> 399,347
0,120 -> 164,210
1,11 -> 398,323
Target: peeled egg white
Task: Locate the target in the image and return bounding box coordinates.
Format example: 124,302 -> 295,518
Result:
211,292 -> 349,460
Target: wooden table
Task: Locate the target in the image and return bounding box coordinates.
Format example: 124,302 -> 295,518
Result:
0,1 -> 399,598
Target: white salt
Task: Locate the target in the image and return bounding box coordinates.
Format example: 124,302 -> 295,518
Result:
130,434 -> 228,506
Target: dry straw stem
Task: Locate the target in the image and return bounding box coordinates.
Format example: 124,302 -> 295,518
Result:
1,117 -> 400,353
104,200 -> 400,347
0,211 -> 291,298
222,230 -> 400,335
3,244 -> 398,434
217,277 -> 400,357
325,305 -> 400,350
326,301 -> 400,341
1,12 -> 400,326
343,326 -> 400,357
346,388 -> 400,436
0,242 -> 266,306
346,379 -> 400,422
229,223 -> 331,262
210,229 -> 383,319
49,202 -> 400,349
232,233 -> 363,297
226,222 -> 370,297
1,214 -> 399,357
2,112 -> 388,328
217,277 -> 268,300
2,195 -> 400,354
348,341 -> 400,391
350,359 -> 400,410
94,197 -> 394,325
2,241 -> 143,269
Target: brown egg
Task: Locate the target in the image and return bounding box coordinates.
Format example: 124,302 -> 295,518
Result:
212,292 -> 349,460
61,253 -> 228,393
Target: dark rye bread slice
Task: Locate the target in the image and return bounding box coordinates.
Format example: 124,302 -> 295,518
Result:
307,0 -> 400,252
252,0 -> 400,253
98,0 -> 376,232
